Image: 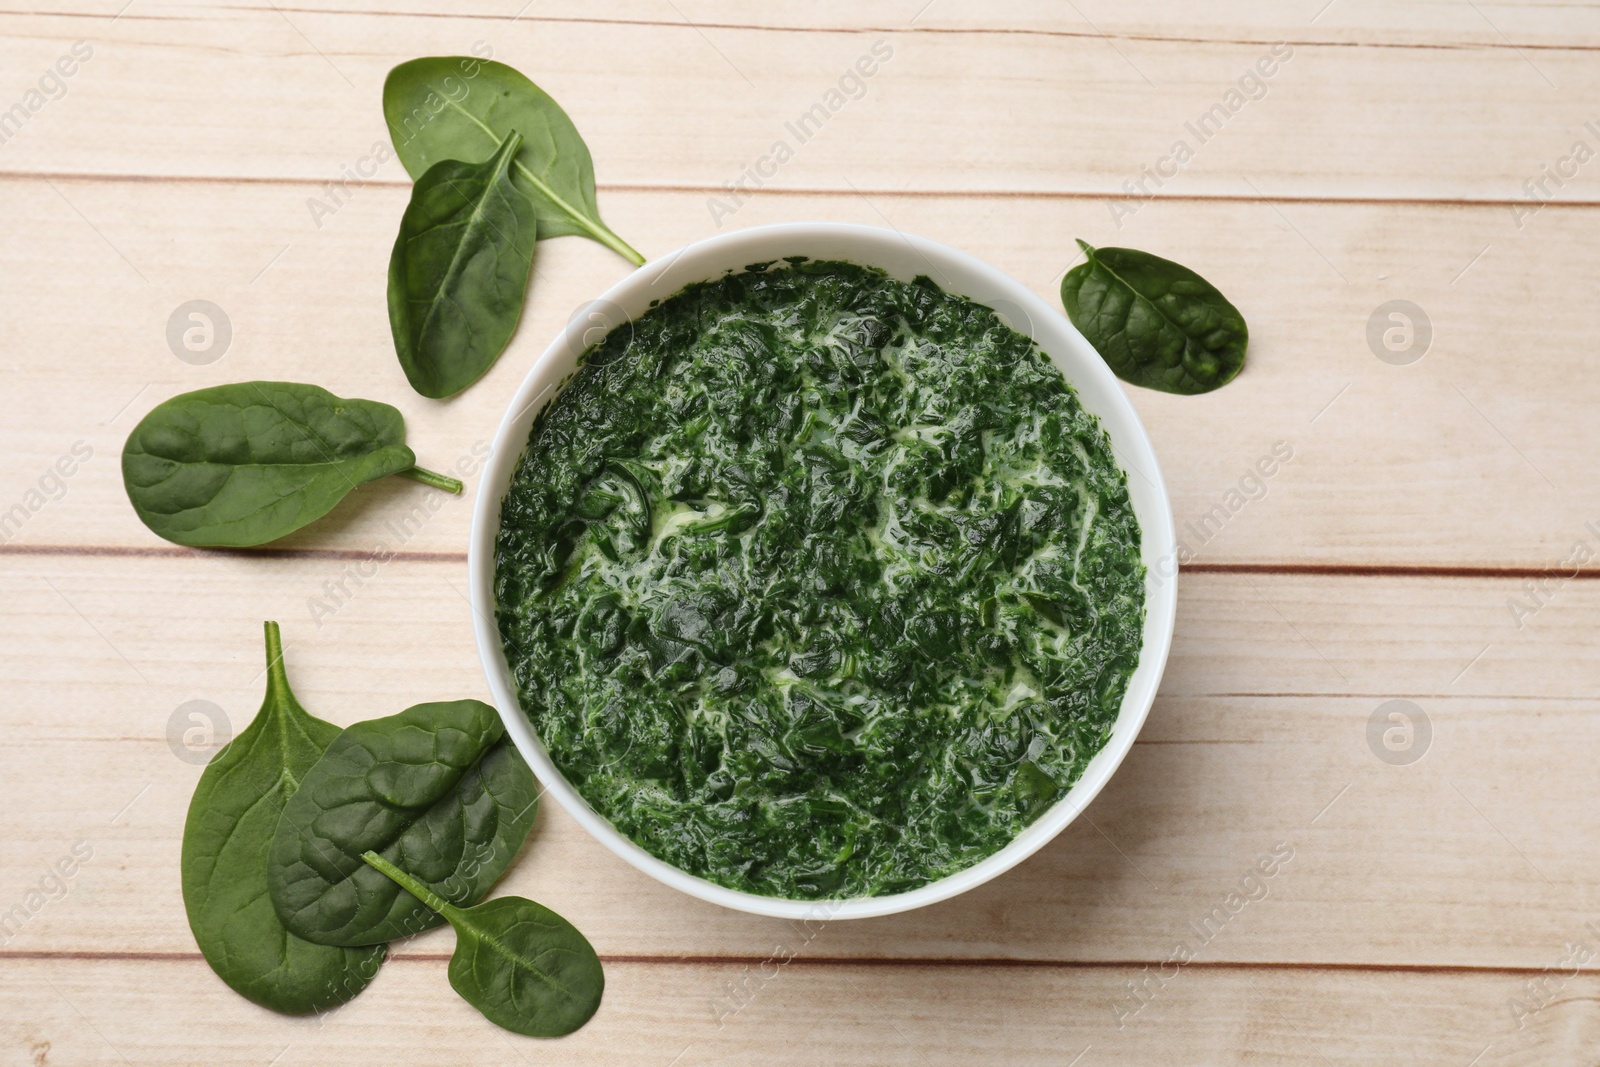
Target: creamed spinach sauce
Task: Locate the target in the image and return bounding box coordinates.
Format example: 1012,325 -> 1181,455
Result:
495,259 -> 1144,899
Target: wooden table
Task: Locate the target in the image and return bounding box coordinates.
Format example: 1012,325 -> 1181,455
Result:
3,2 -> 1596,1062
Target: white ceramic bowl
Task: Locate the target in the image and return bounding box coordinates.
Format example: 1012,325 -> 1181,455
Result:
470,222 -> 1176,920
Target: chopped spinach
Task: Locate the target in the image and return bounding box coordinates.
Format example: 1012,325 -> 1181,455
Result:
495,259 -> 1145,899
181,622 -> 385,1013
362,851 -> 604,1037
389,130 -> 539,398
268,699 -> 540,947
122,382 -> 462,548
384,57 -> 642,265
1060,240 -> 1247,394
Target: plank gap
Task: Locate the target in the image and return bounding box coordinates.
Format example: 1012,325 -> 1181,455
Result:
14,6 -> 1599,56
3,948 -> 1593,979
8,168 -> 1600,213
7,543 -> 1596,582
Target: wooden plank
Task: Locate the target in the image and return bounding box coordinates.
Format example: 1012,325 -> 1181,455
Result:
2,556 -> 1591,968
2,176 -> 1596,568
1,9 -> 1597,201
1,954 -> 1587,1065
27,0 -> 1600,51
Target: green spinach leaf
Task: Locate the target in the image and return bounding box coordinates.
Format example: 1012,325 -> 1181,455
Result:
122,382 -> 463,548
181,622 -> 385,1014
268,699 -> 540,947
389,130 -> 539,399
384,56 -> 643,265
1060,240 -> 1247,394
362,851 -> 603,1037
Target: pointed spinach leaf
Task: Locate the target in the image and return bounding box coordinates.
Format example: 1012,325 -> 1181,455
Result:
383,56 -> 643,264
363,852 -> 603,1037
181,622 -> 385,1014
1060,240 -> 1247,395
389,130 -> 539,399
122,381 -> 463,548
268,699 -> 540,947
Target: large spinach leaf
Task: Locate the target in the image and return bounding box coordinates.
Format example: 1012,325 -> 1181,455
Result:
384,57 -> 643,265
122,382 -> 463,547
362,851 -> 603,1037
268,699 -> 540,947
389,130 -> 538,399
181,622 -> 385,1014
1060,240 -> 1247,395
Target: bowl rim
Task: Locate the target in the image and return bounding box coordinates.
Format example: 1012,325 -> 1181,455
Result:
469,221 -> 1177,921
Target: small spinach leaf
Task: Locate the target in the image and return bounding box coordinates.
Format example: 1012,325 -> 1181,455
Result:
389,130 -> 539,399
122,382 -> 463,548
362,851 -> 604,1037
268,699 -> 539,947
181,622 -> 385,1014
384,56 -> 643,265
1060,240 -> 1247,395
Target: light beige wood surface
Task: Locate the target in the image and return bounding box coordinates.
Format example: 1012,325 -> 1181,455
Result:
1,2 -> 1594,1064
